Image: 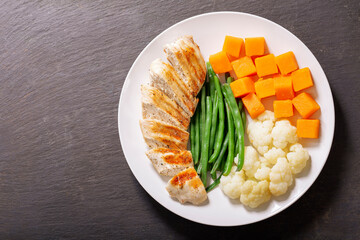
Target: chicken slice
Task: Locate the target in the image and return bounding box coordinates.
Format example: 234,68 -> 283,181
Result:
150,58 -> 198,117
164,35 -> 206,97
146,148 -> 193,176
140,119 -> 189,150
166,167 -> 207,205
141,84 -> 190,130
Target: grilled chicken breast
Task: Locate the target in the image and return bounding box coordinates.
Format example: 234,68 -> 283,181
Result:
166,167 -> 207,205
140,119 -> 189,150
146,148 -> 193,176
164,36 -> 206,97
150,58 -> 198,117
141,84 -> 190,130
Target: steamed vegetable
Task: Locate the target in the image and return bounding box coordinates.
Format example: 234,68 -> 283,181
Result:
292,92 -> 320,118
275,51 -> 299,75
273,100 -> 294,118
291,67 -> 314,92
254,54 -> 278,77
245,37 -> 265,56
241,92 -> 265,119
296,119 -> 320,138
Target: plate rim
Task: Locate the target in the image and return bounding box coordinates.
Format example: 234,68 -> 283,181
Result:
118,11 -> 335,226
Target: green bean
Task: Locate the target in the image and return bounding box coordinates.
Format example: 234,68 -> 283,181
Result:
209,92 -> 219,153
211,167 -> 217,180
241,108 -> 247,130
223,102 -> 235,176
207,65 -> 216,101
207,64 -> 225,163
226,76 -> 233,84
211,132 -> 229,175
194,107 -> 201,165
206,173 -> 223,192
238,100 -> 243,112
200,85 -> 206,141
222,84 -> 245,171
200,96 -> 212,186
190,118 -> 195,160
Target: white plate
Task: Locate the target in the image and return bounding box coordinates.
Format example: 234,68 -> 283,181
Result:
118,12 -> 335,226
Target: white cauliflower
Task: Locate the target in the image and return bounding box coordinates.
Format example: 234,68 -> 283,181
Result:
287,143 -> 310,174
255,160 -> 271,181
271,120 -> 298,149
247,111 -> 275,155
220,166 -> 246,199
242,146 -> 260,178
269,158 -> 293,196
264,147 -> 287,165
240,180 -> 271,208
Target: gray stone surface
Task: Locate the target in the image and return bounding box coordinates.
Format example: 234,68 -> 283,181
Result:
0,0 -> 359,239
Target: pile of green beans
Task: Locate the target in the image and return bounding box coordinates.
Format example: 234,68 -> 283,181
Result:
190,63 -> 247,192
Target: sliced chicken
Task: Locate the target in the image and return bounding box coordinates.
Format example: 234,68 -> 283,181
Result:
166,167 -> 207,205
164,35 -> 206,97
150,58 -> 198,117
141,84 -> 190,130
146,148 -> 193,176
140,119 -> 189,150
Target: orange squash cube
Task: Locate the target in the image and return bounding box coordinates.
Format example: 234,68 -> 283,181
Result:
291,67 -> 314,92
297,119 -> 320,138
209,51 -> 233,74
245,37 -> 265,56
254,78 -> 275,99
275,51 -> 299,75
223,36 -> 244,58
274,75 -> 295,100
292,93 -> 320,118
242,93 -> 265,119
255,54 -> 278,77
230,77 -> 255,98
231,56 -> 257,78
274,100 -> 293,118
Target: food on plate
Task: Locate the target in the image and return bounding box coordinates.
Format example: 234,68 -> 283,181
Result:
231,56 -> 257,78
140,33 -> 321,207
245,37 -> 265,56
140,119 -> 189,150
269,157 -> 293,196
292,92 -> 320,118
149,58 -> 198,116
164,35 -> 206,96
274,75 -> 295,100
241,92 -> 265,119
140,36 -> 207,205
296,119 -> 320,138
275,51 -> 299,75
254,78 -> 275,99
230,77 -> 255,98
166,167 -> 207,205
146,148 -> 193,176
223,35 -> 244,58
254,54 -> 278,77
209,51 -> 232,74
291,67 -> 314,92
141,84 -> 190,130
273,100 -> 294,118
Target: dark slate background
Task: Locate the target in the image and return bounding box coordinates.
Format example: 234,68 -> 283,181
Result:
0,0 -> 359,239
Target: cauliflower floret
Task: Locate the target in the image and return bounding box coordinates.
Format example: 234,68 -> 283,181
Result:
242,146 -> 260,178
264,147 -> 286,165
220,166 -> 246,199
271,120 -> 298,149
269,158 -> 293,196
247,111 -> 275,155
287,143 -> 310,174
255,161 -> 271,181
240,180 -> 271,208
